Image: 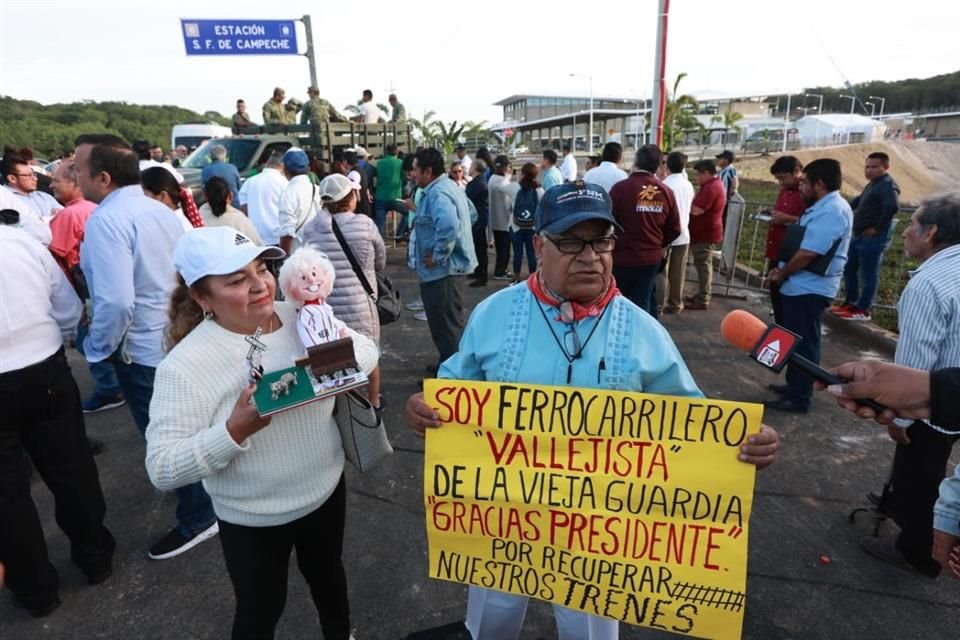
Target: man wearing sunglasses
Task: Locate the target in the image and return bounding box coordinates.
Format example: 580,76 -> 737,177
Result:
404,181 -> 779,640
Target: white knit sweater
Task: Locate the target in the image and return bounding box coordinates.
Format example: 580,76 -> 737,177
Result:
145,302 -> 378,527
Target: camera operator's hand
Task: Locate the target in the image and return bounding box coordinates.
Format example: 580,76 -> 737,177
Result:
818,361 -> 929,424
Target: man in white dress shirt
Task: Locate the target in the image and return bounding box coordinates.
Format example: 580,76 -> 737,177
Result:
659,151 -> 695,313
582,142 -> 628,193
239,151 -> 288,247
0,225 -> 115,617
1,153 -> 62,221
455,145 -> 472,176
0,180 -> 51,246
560,143 -> 578,182
2,154 -> 58,246
278,148 -> 319,254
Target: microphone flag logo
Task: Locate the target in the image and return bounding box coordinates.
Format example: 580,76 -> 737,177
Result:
749,325 -> 801,372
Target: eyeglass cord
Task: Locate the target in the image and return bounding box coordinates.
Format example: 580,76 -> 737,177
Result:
534,298 -> 610,384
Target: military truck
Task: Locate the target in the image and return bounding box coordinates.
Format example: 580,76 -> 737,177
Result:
178,121 -> 414,198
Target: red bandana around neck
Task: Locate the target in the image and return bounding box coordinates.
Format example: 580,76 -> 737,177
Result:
527,272 -> 620,323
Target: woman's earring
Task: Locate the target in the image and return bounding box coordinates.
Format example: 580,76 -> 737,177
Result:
203,309 -> 214,320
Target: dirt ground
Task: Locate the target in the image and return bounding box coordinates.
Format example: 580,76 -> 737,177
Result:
735,140 -> 960,206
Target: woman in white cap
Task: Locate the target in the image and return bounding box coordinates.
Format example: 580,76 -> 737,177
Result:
145,226 -> 376,640
302,173 -> 386,413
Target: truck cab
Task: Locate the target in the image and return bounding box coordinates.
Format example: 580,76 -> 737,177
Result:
179,122 -> 413,198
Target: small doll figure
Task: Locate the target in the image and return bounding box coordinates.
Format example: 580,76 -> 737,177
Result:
278,247 -> 350,349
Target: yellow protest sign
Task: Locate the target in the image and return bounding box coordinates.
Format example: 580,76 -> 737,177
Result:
423,379 -> 764,640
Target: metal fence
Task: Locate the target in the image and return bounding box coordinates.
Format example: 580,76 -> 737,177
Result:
710,197 -> 917,329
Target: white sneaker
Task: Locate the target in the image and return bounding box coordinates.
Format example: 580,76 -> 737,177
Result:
147,521 -> 219,561
406,298 -> 425,311
414,310 -> 428,321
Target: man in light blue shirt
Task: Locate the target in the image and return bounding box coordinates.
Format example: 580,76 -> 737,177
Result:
200,144 -> 241,203
404,181 -> 779,639
766,159 -> 852,413
540,149 -> 563,190
75,134 -> 218,560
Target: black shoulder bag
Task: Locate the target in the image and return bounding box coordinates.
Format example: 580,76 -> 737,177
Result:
776,224 -> 843,276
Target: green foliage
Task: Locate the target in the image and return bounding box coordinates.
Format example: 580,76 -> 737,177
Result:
801,70 -> 960,114
663,73 -> 700,150
0,96 -> 229,158
435,121 -> 467,154
723,110 -> 744,133
408,110 -> 439,145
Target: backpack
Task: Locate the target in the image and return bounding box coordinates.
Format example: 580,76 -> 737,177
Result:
512,185 -> 538,229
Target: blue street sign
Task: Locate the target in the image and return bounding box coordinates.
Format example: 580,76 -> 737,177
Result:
180,19 -> 298,56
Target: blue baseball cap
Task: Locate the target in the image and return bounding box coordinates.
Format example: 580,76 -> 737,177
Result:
282,148 -> 309,174
535,181 -> 621,235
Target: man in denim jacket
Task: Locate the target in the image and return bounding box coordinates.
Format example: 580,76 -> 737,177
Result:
411,147 -> 478,372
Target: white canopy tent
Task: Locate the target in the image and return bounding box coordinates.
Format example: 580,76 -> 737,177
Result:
793,114 -> 886,146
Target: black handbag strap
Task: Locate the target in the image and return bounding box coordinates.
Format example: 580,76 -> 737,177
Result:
294,184 -> 318,236
330,215 -> 375,298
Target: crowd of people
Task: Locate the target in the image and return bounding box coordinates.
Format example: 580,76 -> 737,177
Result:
1,122 -> 960,640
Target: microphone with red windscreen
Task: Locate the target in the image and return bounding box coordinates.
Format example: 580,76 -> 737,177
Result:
720,309 -> 885,413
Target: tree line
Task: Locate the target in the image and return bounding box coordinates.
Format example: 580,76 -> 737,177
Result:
798,70 -> 960,115
0,96 -> 229,159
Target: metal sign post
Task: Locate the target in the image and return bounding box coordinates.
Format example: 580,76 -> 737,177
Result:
301,15 -> 318,91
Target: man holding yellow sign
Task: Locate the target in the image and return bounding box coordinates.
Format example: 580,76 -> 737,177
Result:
405,179 -> 778,640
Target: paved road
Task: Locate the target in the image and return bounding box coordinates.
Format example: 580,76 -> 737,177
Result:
3,248 -> 959,639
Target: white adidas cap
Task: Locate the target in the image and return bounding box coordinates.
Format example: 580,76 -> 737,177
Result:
173,227 -> 285,286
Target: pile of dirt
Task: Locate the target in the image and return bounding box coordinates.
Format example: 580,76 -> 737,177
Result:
735,140 -> 960,206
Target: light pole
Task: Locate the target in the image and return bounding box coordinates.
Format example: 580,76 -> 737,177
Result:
869,95 -> 886,117
623,98 -> 643,148
570,73 -> 594,154
804,93 -> 824,146
840,94 -> 856,144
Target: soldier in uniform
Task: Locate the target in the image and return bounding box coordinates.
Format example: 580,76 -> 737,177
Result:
301,86 -> 346,125
389,93 -> 407,123
283,98 -> 303,125
262,87 -> 287,125
232,99 -> 253,133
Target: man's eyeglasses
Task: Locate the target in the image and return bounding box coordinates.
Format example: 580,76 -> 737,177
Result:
545,234 -> 616,255
11,172 -> 37,179
563,325 -> 583,359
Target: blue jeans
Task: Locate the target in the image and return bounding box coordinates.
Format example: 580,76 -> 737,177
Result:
781,294 -> 831,409
843,231 -> 891,310
114,361 -> 216,536
374,200 -> 391,235
75,323 -> 122,398
613,263 -> 661,319
511,229 -> 536,276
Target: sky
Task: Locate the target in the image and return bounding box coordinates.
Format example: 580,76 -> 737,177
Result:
2,0 -> 958,132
